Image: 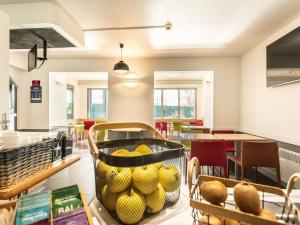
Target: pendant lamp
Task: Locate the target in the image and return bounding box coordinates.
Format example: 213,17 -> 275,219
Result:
114,43 -> 129,73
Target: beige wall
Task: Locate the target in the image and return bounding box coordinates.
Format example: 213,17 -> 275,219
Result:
240,15 -> 300,146
11,57 -> 240,130
0,10 -> 9,129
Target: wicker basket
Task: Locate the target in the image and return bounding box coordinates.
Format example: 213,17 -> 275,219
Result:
188,157 -> 300,225
88,122 -> 185,225
0,139 -> 54,189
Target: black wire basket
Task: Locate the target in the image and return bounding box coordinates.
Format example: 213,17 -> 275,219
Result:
90,132 -> 184,224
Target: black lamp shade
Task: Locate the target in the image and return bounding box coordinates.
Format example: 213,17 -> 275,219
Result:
114,60 -> 129,73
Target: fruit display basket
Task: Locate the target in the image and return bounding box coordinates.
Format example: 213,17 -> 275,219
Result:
88,122 -> 185,225
188,157 -> 300,225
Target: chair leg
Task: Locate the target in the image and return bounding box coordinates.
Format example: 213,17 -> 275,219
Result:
276,166 -> 281,188
241,166 -> 245,181
212,167 -> 215,176
224,164 -> 228,178
255,167 -> 258,183
185,158 -> 188,185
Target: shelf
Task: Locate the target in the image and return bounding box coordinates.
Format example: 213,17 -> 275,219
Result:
0,154 -> 81,200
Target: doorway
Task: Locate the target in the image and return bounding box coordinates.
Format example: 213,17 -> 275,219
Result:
9,79 -> 18,130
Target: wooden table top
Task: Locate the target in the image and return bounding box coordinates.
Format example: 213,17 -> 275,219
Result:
214,133 -> 266,141
0,154 -> 80,200
179,133 -> 223,141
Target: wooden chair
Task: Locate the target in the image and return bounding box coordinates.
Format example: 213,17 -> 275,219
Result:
227,141 -> 281,187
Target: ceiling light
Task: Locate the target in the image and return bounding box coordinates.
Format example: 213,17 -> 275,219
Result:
114,43 -> 129,74
83,22 -> 172,32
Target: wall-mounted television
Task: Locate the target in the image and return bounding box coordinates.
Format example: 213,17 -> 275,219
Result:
28,44 -> 37,72
266,26 -> 300,87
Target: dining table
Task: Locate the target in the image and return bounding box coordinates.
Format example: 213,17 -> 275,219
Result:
181,125 -> 211,133
52,124 -> 84,134
179,133 -> 223,141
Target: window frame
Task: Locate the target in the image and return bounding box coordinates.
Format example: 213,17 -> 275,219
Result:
87,88 -> 108,119
67,85 -> 74,119
154,88 -> 197,120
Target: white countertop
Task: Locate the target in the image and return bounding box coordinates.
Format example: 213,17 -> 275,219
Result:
0,131 -> 57,149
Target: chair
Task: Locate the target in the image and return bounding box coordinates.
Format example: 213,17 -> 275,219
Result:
83,120 -> 96,138
160,121 -> 168,138
189,120 -> 203,126
74,121 -> 84,143
172,121 -> 182,139
211,130 -> 236,153
185,140 -> 228,184
227,141 -> 281,187
155,121 -> 162,131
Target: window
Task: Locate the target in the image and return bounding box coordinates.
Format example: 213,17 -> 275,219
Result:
154,88 -> 196,119
67,85 -> 74,119
88,89 -> 108,118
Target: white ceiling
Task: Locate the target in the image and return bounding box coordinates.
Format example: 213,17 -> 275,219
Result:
2,0 -> 300,58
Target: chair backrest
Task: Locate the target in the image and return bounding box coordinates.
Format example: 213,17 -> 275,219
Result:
211,130 -> 234,134
84,120 -> 96,130
191,141 -> 226,167
241,141 -> 279,167
173,121 -> 182,131
160,121 -> 168,131
155,122 -> 161,130
189,120 -> 203,126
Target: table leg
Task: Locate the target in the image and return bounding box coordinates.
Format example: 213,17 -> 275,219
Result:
235,141 -> 241,179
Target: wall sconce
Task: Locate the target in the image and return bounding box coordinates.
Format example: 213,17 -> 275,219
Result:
124,73 -> 139,88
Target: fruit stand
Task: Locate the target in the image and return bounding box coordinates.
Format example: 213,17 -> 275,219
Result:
88,122 -> 185,225
188,157 -> 300,225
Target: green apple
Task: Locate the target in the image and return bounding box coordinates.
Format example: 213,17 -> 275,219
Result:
96,160 -> 110,181
126,151 -> 143,157
116,189 -> 145,224
135,144 -> 153,155
111,149 -> 130,156
145,183 -> 166,213
106,167 -> 132,193
133,164 -> 159,194
101,185 -> 119,211
153,162 -> 163,170
159,165 -> 181,192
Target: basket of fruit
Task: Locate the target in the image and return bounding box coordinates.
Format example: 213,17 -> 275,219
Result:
188,157 -> 300,225
88,122 -> 185,225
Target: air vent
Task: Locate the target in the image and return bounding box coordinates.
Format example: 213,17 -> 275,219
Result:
10,28 -> 76,49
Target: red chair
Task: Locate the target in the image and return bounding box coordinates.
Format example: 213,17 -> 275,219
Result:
185,140 -> 228,184
211,130 -> 235,153
83,120 -> 96,138
155,121 -> 162,131
189,120 -> 203,126
160,121 -> 168,138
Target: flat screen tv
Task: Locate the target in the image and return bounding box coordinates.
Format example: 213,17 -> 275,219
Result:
28,44 -> 37,72
266,26 -> 300,87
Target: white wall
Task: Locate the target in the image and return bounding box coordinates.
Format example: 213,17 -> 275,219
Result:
49,73 -> 67,127
0,10 -> 9,129
12,57 -> 240,129
240,15 -> 300,146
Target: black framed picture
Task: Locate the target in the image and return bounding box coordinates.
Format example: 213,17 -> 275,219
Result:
30,86 -> 42,103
